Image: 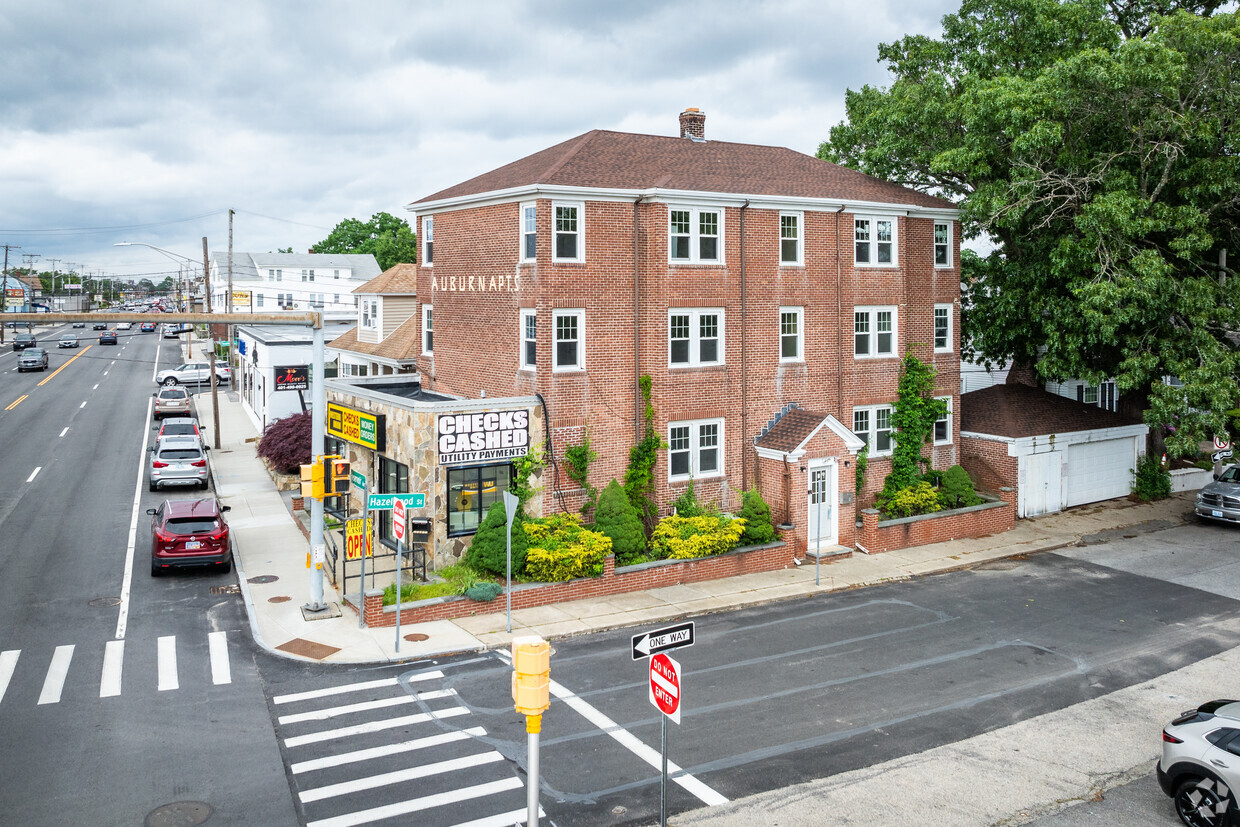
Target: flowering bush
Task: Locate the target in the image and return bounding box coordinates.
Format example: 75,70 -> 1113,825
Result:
524,513 -> 612,582
650,514 -> 745,560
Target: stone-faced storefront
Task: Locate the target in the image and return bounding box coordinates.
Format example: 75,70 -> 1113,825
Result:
323,377 -> 543,589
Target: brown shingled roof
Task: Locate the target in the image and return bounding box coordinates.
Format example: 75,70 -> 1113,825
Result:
754,409 -> 833,453
328,315 -> 422,362
960,384 -> 1143,438
353,263 -> 418,295
414,130 -> 952,210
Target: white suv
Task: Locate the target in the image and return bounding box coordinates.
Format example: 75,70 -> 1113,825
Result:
155,361 -> 231,386
1159,699 -> 1240,826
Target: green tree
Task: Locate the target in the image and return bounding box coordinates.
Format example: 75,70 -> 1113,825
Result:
312,211 -> 417,271
593,480 -> 646,563
820,1 -> 1239,457
463,500 -> 528,577
736,488 -> 777,546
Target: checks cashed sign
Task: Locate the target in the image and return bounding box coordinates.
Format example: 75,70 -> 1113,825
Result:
437,409 -> 530,465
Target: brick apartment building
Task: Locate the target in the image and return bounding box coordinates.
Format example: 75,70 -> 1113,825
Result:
407,110 -> 960,553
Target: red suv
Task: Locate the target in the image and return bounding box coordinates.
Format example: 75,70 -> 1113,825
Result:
147,498 -> 233,576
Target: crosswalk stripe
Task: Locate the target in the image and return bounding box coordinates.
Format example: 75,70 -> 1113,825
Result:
290,727 -> 487,774
272,671 -> 443,705
38,645 -> 74,705
284,706 -> 470,748
305,777 -> 524,827
278,687 -> 456,725
0,650 -> 19,704
208,632 -> 230,685
452,806 -> 546,827
100,640 -> 124,698
157,636 -> 178,691
300,750 -> 504,803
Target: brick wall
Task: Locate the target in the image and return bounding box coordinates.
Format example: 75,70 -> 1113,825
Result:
960,434 -> 1019,493
358,540 -> 790,627
857,487 -> 1016,554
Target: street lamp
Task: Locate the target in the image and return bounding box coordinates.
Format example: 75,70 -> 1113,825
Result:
115,242 -> 203,308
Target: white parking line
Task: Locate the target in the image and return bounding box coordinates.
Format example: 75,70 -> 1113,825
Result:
208,632 -> 231,685
0,650 -> 19,704
59,427 -> 68,438
100,640 -> 124,698
157,636 -> 178,691
38,645 -> 75,705
80,400 -> 87,408
26,467 -> 40,483
92,384 -> 98,390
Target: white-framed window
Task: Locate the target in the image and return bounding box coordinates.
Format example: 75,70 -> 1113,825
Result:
520,202 -> 537,262
256,293 -> 264,308
267,269 -> 275,282
334,294 -> 340,304
422,305 -> 433,354
423,216 -> 434,265
553,309 -> 584,371
668,308 -> 723,367
361,299 -> 377,329
668,206 -> 722,264
934,303 -> 952,352
334,269 -> 341,280
854,215 -> 897,265
309,269 -> 316,282
853,405 -> 894,455
301,269 -> 308,282
520,308 -> 537,370
854,306 -> 897,357
934,221 -> 952,267
934,396 -> 952,444
275,269 -> 282,282
779,306 -> 803,362
553,203 -> 582,262
780,212 -> 803,266
668,418 -> 723,480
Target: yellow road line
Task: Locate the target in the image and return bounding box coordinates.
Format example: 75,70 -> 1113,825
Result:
5,394 -> 28,411
38,345 -> 93,387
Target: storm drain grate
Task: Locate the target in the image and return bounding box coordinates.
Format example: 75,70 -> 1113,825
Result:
88,597 -> 122,608
276,638 -> 341,660
248,575 -> 279,584
210,585 -> 240,595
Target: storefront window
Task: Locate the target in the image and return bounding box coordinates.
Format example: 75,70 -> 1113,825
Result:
447,464 -> 513,535
378,455 -> 409,547
324,436 -> 347,519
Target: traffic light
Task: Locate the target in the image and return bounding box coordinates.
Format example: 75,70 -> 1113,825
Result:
511,635 -> 551,717
299,462 -> 324,499
325,457 -> 350,495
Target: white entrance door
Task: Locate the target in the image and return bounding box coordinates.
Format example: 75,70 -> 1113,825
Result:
1021,451 -> 1064,517
807,460 -> 837,549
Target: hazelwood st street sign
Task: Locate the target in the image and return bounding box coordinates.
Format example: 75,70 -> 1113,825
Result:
366,493 -> 425,511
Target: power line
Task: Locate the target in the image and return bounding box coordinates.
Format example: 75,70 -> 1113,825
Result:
0,210 -> 230,236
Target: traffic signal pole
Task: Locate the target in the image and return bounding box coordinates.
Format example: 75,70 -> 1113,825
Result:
306,323 -> 327,613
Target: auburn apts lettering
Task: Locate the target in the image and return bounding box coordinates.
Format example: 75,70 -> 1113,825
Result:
437,410 -> 530,464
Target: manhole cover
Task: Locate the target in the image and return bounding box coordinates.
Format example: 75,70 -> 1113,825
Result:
145,801 -> 213,826
248,575 -> 279,584
611,805 -> 628,815
210,585 -> 240,595
404,633 -> 430,642
88,597 -> 122,608
268,595 -> 292,603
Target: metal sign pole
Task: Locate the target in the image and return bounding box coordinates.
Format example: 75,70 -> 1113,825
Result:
395,536 -> 403,653
503,491 -> 519,634
815,471 -> 822,587
660,714 -> 668,827
359,499 -> 369,629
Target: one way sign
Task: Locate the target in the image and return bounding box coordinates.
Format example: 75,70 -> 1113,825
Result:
631,621 -> 695,660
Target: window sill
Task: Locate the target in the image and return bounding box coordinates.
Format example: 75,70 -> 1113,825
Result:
853,354 -> 898,360
668,363 -> 727,371
934,348 -> 954,354
668,261 -> 726,268
779,262 -> 804,268
551,259 -> 586,265
853,263 -> 899,268
669,472 -> 724,484
518,366 -> 536,373
552,366 -> 585,374
779,358 -> 805,365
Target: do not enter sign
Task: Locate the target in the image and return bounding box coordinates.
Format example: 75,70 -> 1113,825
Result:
393,497 -> 406,543
649,653 -> 681,723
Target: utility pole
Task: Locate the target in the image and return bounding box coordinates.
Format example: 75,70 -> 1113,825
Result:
228,208 -> 235,372
0,243 -> 19,344
204,237 -> 221,450
47,259 -> 60,306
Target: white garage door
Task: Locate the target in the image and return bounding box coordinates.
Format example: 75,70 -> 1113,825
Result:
1066,438 -> 1138,507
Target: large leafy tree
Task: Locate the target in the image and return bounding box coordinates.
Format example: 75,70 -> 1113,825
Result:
312,211 -> 417,271
820,0 -> 1239,456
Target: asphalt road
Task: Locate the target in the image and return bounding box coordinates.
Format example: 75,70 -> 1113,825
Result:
0,321 -> 294,826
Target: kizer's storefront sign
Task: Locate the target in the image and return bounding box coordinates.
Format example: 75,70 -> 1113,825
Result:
327,402 -> 386,452
437,410 -> 529,465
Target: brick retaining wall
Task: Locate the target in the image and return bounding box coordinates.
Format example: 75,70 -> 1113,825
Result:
857,487 -> 1016,554
359,540 -> 790,628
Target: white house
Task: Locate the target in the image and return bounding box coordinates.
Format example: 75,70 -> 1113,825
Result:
209,253 -> 381,323
235,321 -> 354,431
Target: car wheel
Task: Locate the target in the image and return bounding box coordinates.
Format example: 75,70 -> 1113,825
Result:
149,480 -> 158,492
151,560 -> 162,577
162,377 -> 179,386
1174,778 -> 1233,827
219,559 -> 232,574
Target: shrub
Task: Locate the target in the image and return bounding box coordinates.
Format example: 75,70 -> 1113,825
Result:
937,465 -> 983,509
880,481 -> 943,519
650,514 -> 745,560
256,410 -> 311,474
593,480 -> 646,564
736,488 -> 776,546
524,513 -> 612,582
463,500 -> 528,577
1132,453 -> 1171,501
672,478 -> 703,517
464,582 -> 503,602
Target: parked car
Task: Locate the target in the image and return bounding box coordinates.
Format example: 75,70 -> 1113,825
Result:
5,320 -> 32,330
147,498 -> 232,575
92,321 -> 107,330
11,332 -> 36,351
72,321 -> 86,329
58,333 -> 78,348
99,330 -> 117,345
153,385 -> 192,419
1158,699 -> 1240,827
162,323 -> 183,339
16,348 -> 48,372
156,416 -> 201,442
140,321 -> 156,332
1196,465 -> 1240,525
147,437 -> 210,491
155,361 -> 230,386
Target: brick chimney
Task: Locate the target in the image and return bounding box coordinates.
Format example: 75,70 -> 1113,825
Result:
679,108 -> 706,141
1004,362 -> 1041,388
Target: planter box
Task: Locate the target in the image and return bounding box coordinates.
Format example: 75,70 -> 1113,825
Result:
358,540 -> 788,628
857,489 -> 1016,554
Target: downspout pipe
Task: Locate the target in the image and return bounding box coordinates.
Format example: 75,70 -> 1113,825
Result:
740,199 -> 750,491
634,195 -> 646,443
836,204 -> 846,419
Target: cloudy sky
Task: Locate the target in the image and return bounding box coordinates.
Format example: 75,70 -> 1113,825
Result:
1,0 -> 960,284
